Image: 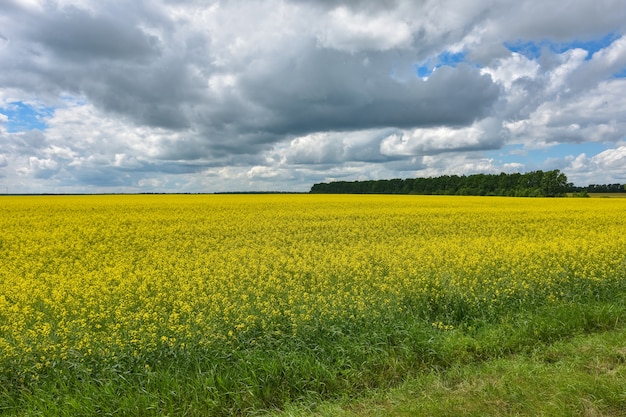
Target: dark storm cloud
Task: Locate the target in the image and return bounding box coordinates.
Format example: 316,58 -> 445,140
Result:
82,60 -> 206,129
23,7 -> 161,62
241,49 -> 499,135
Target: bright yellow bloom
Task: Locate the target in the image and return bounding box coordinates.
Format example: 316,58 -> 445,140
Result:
0,194 -> 624,380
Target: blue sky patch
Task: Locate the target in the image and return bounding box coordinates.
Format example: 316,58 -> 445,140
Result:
415,51 -> 467,78
505,33 -> 620,60
540,142 -> 611,159
437,51 -> 466,66
415,63 -> 432,78
1,101 -> 54,133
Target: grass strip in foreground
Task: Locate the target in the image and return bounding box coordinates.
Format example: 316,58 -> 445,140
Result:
3,297 -> 625,416
270,324 -> 626,417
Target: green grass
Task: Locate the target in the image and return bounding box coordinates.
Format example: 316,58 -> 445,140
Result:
268,326 -> 626,417
3,295 -> 625,416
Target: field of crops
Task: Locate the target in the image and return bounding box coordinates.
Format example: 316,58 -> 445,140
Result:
1,194 -> 625,415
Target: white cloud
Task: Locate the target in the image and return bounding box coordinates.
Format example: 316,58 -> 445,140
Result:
246,165 -> 282,179
113,153 -> 143,169
591,35 -> 626,69
381,125 -> 487,156
138,178 -> 163,188
480,53 -> 539,89
317,6 -> 413,52
24,156 -> 59,179
567,35 -> 626,90
596,146 -> 626,169
416,153 -> 522,178
11,0 -> 44,12
504,77 -> 626,148
564,145 -> 626,184
275,129 -> 391,165
547,48 -> 588,92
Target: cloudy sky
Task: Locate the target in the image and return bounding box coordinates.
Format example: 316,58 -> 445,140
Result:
1,0 -> 626,193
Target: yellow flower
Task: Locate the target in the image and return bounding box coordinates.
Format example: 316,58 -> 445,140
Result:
0,194 -> 624,379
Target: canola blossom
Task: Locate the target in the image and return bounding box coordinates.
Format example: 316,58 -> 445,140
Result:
1,194 -> 625,385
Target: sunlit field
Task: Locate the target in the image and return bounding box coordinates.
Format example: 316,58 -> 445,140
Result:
1,194 -> 625,415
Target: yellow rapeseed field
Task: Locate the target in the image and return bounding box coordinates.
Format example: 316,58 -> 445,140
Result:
1,194 -> 625,384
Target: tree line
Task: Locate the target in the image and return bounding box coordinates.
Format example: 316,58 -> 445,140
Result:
569,183 -> 626,194
310,170 -> 574,197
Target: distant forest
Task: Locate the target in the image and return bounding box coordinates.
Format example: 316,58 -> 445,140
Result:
310,170 -> 626,197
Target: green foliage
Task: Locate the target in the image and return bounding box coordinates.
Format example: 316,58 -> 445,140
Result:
3,287 -> 625,416
272,326 -> 626,417
310,170 -> 569,197
586,183 -> 626,193
568,183 -> 626,194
